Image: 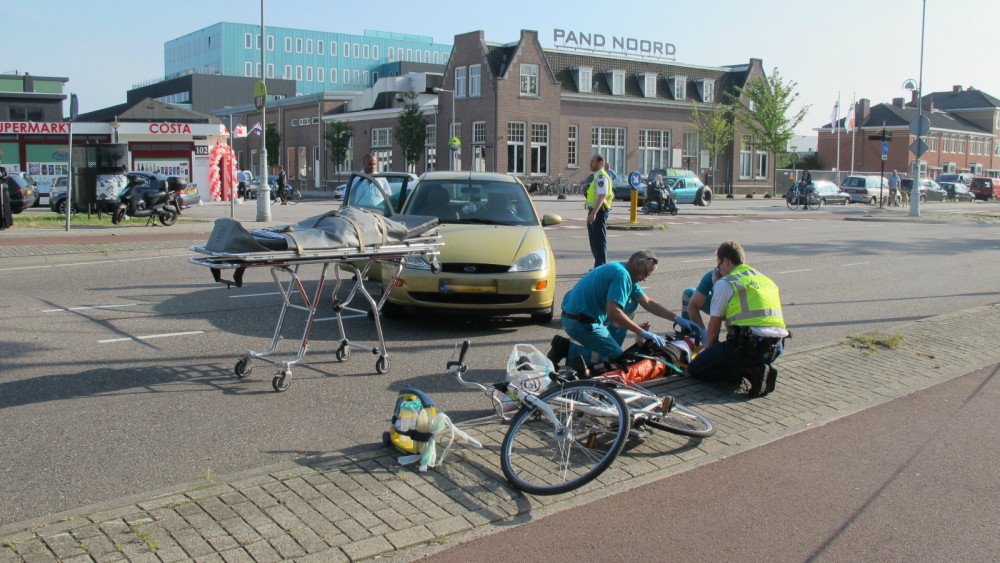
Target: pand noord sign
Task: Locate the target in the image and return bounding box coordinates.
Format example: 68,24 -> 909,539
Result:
553,29 -> 676,60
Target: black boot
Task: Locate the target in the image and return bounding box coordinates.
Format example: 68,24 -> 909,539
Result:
744,365 -> 768,398
546,335 -> 571,367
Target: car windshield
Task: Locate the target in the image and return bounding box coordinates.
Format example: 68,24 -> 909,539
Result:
842,177 -> 865,188
404,179 -> 537,226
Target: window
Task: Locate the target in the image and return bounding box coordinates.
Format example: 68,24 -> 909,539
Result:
473,122 -> 487,172
568,125 -> 578,167
285,37 -> 292,52
406,48 -> 412,60
255,63 -> 261,78
469,65 -> 481,97
520,64 -> 539,96
455,67 -> 466,98
740,135 -> 752,179
610,70 -> 625,96
330,41 -> 337,56
318,40 -> 324,55
433,52 -> 439,64
638,130 -> 671,174
673,77 -> 686,100
372,128 -> 392,148
317,67 -> 324,82
284,64 -> 292,79
362,70 -> 369,84
397,47 -> 404,61
373,45 -> 379,60
756,152 -> 768,179
363,44 -> 370,59
344,69 -> 349,83
330,68 -> 337,83
353,43 -> 360,58
344,42 -> 350,57
702,81 -> 714,103
591,126 -> 626,173
267,64 -> 274,78
305,66 -> 313,81
298,146 -> 307,179
957,136 -> 965,154
929,135 -> 937,152
353,69 -> 359,84
287,147 -> 296,179
425,124 -> 437,172
641,73 -> 656,98
295,65 -> 303,80
245,62 -> 252,77
577,68 -> 592,93
683,132 -> 699,160
267,35 -> 274,51
305,39 -> 312,54
473,121 -> 486,144
296,38 -> 303,53
508,122 -> 527,174
245,33 -> 252,49
388,47 -> 395,62
531,123 -> 550,176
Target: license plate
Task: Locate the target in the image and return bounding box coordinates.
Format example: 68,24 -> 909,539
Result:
439,280 -> 497,294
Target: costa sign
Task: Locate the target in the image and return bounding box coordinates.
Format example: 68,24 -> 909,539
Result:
553,29 -> 676,60
0,122 -> 71,134
148,123 -> 192,134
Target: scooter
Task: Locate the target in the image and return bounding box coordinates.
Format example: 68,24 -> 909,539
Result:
642,184 -> 678,215
111,176 -> 185,226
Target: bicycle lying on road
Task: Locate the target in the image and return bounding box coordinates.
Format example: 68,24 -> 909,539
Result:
447,340 -> 714,495
786,182 -> 821,210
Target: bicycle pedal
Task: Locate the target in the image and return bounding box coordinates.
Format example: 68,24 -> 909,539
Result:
659,396 -> 675,414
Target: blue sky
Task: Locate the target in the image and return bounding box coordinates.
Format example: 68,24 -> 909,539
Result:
8,0 -> 997,136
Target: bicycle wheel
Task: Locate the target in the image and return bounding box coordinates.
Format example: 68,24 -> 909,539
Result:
806,193 -> 822,210
500,381 -> 630,495
616,385 -> 715,438
786,193 -> 799,210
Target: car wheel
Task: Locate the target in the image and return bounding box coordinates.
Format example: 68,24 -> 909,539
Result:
870,197 -> 877,204
531,308 -> 554,324
919,195 -> 926,203
57,200 -> 68,214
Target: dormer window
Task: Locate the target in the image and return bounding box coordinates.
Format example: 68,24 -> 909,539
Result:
696,79 -> 714,103
669,76 -> 687,100
608,70 -> 625,96
639,73 -> 657,98
573,67 -> 593,93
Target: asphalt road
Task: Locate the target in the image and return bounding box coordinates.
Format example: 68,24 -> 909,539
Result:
1,197 -> 998,526
424,361 -> 1000,562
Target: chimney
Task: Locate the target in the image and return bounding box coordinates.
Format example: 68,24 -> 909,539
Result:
857,98 -> 870,125
892,97 -> 904,108
911,90 -> 919,104
953,85 -> 963,93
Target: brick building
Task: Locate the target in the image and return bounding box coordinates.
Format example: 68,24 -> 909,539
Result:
817,86 -> 1000,179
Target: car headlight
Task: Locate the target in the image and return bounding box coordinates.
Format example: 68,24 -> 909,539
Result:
509,249 -> 548,273
402,255 -> 433,271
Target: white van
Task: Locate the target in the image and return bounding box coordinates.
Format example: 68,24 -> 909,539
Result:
841,175 -> 890,204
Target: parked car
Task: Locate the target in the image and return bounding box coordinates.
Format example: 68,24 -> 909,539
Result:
970,177 -> 1000,200
333,183 -> 347,199
664,175 -> 713,206
786,180 -> 850,205
126,172 -> 201,208
900,178 -> 945,202
4,172 -> 37,213
841,175 -> 890,204
385,171 -> 562,323
611,176 -> 646,201
935,173 -> 974,188
934,181 -> 976,202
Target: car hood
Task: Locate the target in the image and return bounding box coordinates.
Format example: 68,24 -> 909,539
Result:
438,224 -> 547,264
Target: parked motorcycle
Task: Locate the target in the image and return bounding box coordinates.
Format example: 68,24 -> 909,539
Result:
111,176 -> 185,226
642,183 -> 678,215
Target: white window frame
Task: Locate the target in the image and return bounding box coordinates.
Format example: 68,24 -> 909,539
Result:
591,126 -> 626,174
343,42 -> 350,57
610,70 -> 625,96
305,66 -> 313,81
244,62 -> 252,77
343,69 -> 349,83
638,129 -> 671,174
756,151 -> 768,179
296,38 -> 303,53
578,68 -> 592,93
673,76 -> 686,101
267,64 -> 274,78
455,67 -> 467,98
641,73 -> 656,98
371,128 -> 392,148
473,121 -> 486,144
373,45 -> 379,60
568,125 -> 578,168
469,65 -> 481,97
255,63 -> 261,78
363,44 -> 370,59
740,135 -> 752,179
531,123 -> 550,176
702,81 -> 714,103
330,68 -> 337,83
317,40 -> 324,55
388,47 -> 395,62
520,64 -> 539,96
353,69 -> 359,84
284,65 -> 292,79
245,33 -> 252,49
330,41 -> 337,56
267,35 -> 274,51
285,37 -> 292,52
362,70 -> 369,85
317,67 -> 324,82
305,38 -> 312,54
353,43 -> 360,58
508,122 -> 527,175
295,66 -> 303,81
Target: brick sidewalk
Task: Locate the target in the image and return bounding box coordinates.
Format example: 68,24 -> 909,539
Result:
2,303 -> 997,562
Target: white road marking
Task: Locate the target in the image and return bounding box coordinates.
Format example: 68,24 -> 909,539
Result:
0,255 -> 181,272
842,262 -> 870,267
775,269 -> 813,274
98,330 -> 205,344
43,304 -> 138,313
682,258 -> 715,263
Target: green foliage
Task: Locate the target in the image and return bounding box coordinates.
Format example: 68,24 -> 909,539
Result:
729,68 -> 810,191
690,101 -> 734,160
265,123 -> 281,168
394,91 -> 427,170
323,120 -> 354,172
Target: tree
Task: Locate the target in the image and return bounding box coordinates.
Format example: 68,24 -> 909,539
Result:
265,123 -> 280,169
689,101 -> 734,187
728,68 -> 810,194
393,90 -> 427,171
323,120 -> 353,174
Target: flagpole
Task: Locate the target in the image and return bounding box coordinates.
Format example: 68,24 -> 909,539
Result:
835,92 -> 841,184
849,93 -> 856,175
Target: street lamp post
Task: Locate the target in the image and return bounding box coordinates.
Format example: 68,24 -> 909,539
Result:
433,87 -> 456,170
910,0 -> 927,218
111,116 -> 121,144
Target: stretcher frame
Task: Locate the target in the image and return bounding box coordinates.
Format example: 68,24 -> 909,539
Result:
189,235 -> 442,392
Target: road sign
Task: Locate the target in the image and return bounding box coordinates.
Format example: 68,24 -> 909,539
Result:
909,115 -> 930,137
910,139 -> 928,158
254,81 -> 267,111
882,141 -> 889,156
629,171 -> 642,188
448,137 -> 461,152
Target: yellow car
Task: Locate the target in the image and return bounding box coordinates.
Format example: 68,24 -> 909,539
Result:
384,171 -> 562,323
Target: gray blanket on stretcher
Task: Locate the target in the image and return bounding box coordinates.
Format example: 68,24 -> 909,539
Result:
204,207 -> 438,255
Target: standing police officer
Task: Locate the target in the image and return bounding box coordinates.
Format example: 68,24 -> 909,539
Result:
585,154 -> 613,268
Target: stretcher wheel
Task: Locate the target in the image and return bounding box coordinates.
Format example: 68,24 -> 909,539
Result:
272,370 -> 291,392
382,431 -> 391,447
430,259 -> 442,274
375,356 -> 389,374
336,345 -> 350,362
234,358 -> 252,379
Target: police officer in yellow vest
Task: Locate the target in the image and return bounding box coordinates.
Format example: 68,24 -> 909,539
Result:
585,154 -> 614,268
687,240 -> 789,397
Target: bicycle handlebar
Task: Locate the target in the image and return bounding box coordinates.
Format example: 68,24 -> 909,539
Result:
447,340 -> 493,393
